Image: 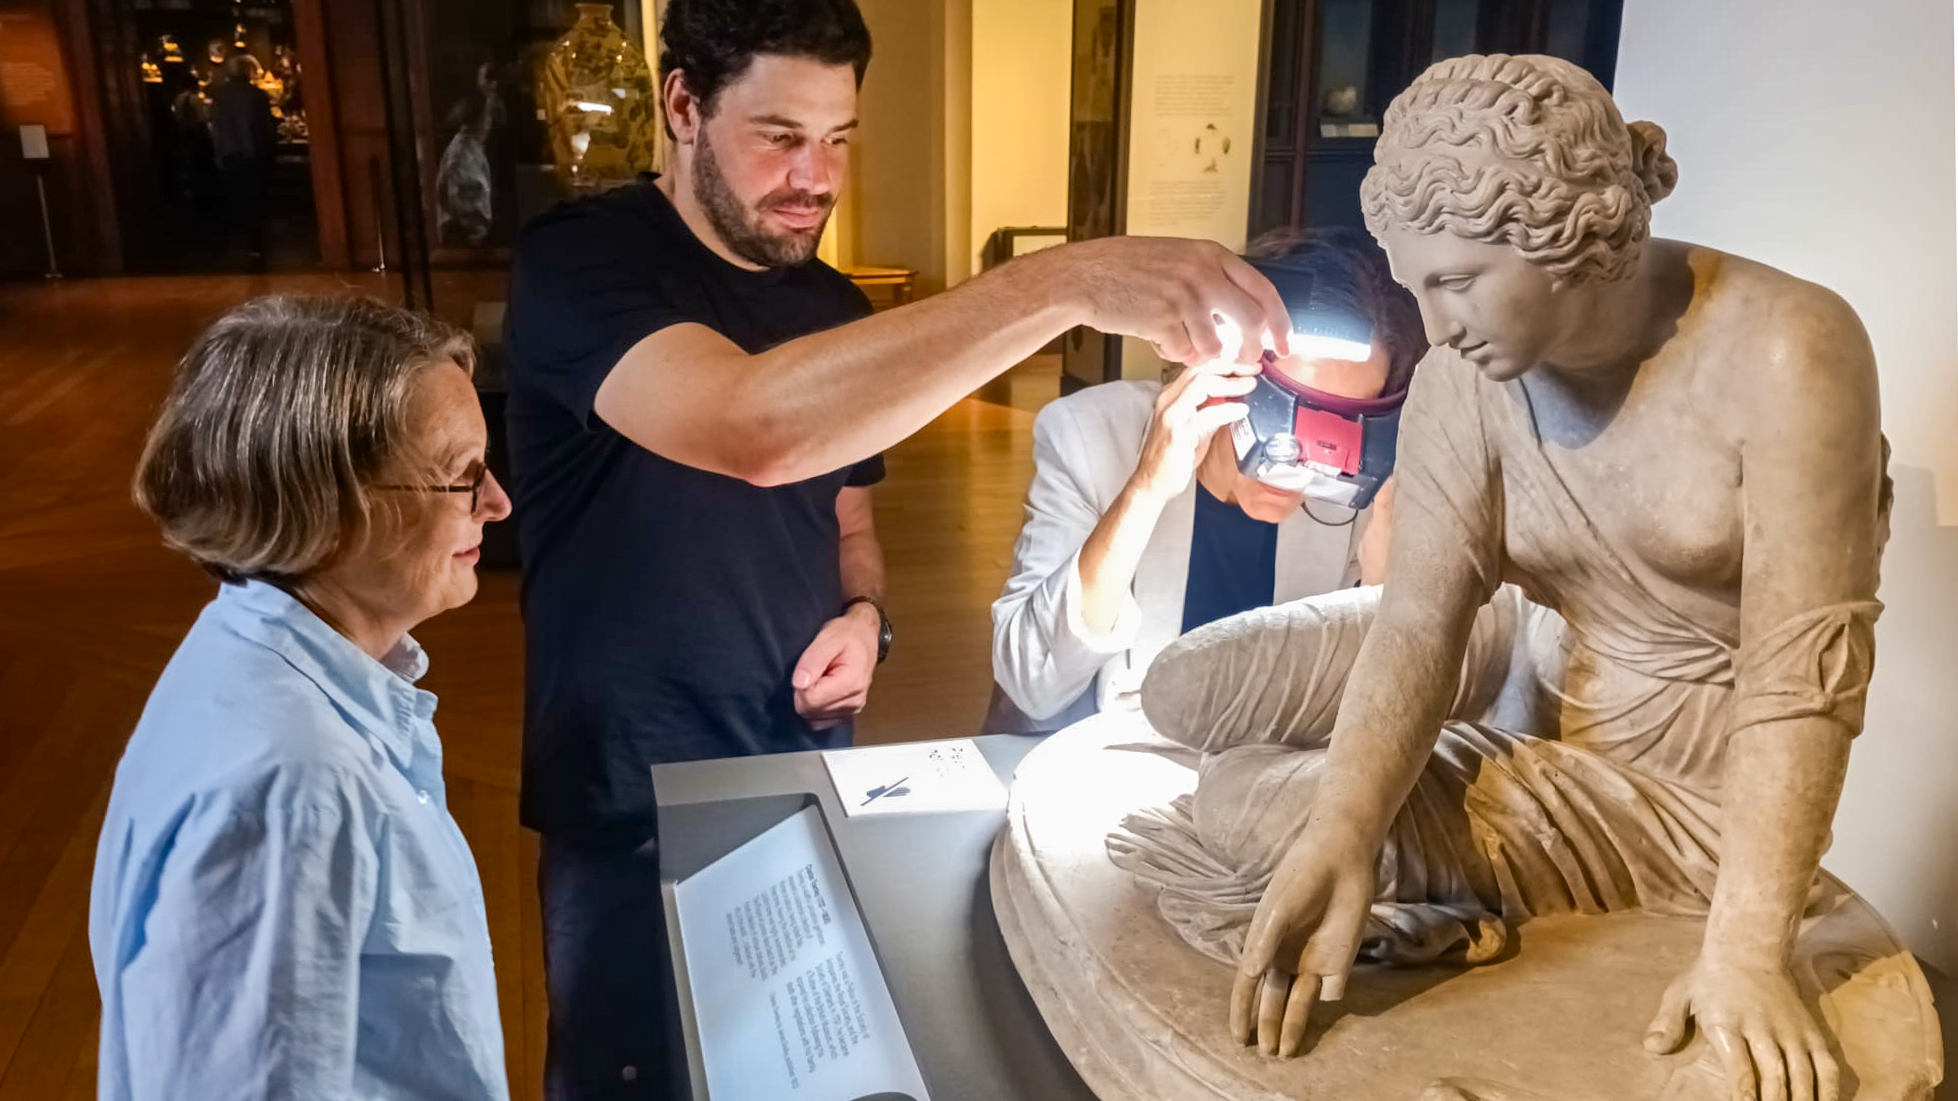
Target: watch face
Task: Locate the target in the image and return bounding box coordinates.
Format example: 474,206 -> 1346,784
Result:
877,617 -> 893,661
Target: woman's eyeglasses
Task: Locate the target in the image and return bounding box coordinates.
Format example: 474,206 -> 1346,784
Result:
379,461 -> 489,512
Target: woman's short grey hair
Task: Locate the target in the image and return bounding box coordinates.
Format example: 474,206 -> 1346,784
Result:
134,295 -> 474,585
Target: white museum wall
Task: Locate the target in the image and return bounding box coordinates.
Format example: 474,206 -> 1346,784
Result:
1118,0 -> 1266,378
1617,0 -> 1958,970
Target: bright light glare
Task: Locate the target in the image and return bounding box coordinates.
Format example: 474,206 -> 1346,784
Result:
1192,314 -> 1251,371
573,101 -> 614,114
1294,334 -> 1374,363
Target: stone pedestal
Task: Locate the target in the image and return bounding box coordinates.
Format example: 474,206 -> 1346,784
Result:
992,714 -> 1944,1101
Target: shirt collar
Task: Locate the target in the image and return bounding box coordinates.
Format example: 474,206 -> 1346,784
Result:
214,580 -> 439,773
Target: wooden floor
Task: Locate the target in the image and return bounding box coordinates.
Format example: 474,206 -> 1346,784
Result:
0,273 -> 1056,1099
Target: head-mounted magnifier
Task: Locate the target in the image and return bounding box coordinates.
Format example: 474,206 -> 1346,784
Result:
1228,256 -> 1407,510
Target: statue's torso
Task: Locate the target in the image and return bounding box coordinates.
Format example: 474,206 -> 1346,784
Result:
1493,246 -> 1776,619
1500,354 -> 1743,602
1459,247 -> 1856,783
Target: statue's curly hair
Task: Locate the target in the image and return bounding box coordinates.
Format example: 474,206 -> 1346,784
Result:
1361,54 -> 1679,286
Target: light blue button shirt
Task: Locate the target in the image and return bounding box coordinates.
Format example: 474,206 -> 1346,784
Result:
90,580 -> 508,1101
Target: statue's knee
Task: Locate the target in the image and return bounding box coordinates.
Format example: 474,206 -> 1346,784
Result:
1140,633 -> 1211,746
1141,597 -> 1359,750
1192,744 -> 1324,869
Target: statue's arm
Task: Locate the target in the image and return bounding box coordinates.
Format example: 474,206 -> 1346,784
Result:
1309,359 -> 1502,842
1644,285 -> 1883,1098
1233,353 -> 1503,1056
1707,288 -> 1883,972
1304,535 -> 1490,842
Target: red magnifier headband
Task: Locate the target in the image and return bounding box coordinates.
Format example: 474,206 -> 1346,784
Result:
1256,349 -> 1408,416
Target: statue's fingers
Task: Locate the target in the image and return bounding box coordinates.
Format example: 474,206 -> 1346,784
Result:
1745,1032 -> 1786,1101
1318,970 -> 1348,1003
1299,895 -> 1366,998
1786,1033 -> 1816,1101
1237,894 -> 1300,988
1277,967 -> 1319,1058
1256,968 -> 1290,1056
1643,974 -> 1692,1054
1229,967 -> 1261,1046
1706,1025 -> 1759,1101
1809,1038 -> 1840,1101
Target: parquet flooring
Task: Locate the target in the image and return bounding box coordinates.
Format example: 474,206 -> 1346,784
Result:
0,273 -> 1053,1099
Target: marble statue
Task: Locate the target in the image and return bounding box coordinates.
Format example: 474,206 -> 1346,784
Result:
992,54 -> 1942,1101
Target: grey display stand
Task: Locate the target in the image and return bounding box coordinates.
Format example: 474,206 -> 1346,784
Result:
654,734 -> 1097,1101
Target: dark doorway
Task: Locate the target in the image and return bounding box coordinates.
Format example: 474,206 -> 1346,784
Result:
91,0 -> 323,272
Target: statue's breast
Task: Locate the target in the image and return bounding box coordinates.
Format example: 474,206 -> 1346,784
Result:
1498,368 -> 1745,601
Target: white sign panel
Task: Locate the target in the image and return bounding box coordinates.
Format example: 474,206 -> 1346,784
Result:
1119,0 -> 1266,378
19,123 -> 48,160
674,807 -> 929,1101
822,739 -> 1007,818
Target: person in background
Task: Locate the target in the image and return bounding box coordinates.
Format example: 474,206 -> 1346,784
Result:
208,53 -> 276,263
990,227 -> 1426,729
164,66 -> 213,210
90,296 -> 514,1101
501,0 -> 1292,1094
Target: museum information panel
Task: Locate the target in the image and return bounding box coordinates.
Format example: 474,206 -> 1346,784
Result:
674,806 -> 930,1101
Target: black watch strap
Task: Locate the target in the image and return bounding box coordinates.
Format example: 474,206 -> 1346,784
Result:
843,596 -> 892,664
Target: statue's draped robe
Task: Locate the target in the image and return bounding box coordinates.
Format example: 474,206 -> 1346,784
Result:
1113,349 -> 1885,967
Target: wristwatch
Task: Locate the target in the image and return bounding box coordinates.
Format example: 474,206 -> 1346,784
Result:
843,595 -> 893,664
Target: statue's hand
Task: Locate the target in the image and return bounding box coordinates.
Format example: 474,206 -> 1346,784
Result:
1231,822 -> 1377,1058
1644,957 -> 1840,1101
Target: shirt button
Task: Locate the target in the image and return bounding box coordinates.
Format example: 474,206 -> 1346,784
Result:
416,789 -> 431,805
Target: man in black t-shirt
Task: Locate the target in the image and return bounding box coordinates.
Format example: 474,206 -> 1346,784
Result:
505,0 -> 1298,1096
508,153 -> 887,849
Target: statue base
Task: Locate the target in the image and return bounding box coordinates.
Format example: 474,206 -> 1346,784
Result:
991,714 -> 1944,1101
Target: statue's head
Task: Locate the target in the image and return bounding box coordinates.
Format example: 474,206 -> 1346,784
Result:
1361,55 -> 1679,379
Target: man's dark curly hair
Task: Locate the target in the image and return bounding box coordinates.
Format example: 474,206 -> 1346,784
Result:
659,0 -> 873,135
1244,225 -> 1426,395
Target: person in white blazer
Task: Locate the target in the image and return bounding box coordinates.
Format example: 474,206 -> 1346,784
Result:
991,227 -> 1427,729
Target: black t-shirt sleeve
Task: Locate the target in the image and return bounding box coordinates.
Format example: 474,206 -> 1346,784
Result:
507,207 -> 685,428
845,454 -> 886,487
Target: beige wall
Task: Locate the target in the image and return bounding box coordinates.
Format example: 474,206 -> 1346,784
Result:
968,0 -> 1073,280
942,0 -> 973,289
850,0 -> 1072,293
848,0 -> 976,295
1617,0 -> 1958,970
1117,0 -> 1266,379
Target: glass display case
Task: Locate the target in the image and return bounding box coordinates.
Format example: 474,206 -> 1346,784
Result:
372,0 -> 661,299
535,4 -> 661,196
1249,0 -> 1624,236
1312,0 -> 1379,138
369,0 -> 664,564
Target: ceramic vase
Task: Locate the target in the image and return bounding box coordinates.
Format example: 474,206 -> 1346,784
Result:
537,4 -> 660,192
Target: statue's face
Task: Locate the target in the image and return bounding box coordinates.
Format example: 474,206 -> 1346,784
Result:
1375,224 -> 1571,382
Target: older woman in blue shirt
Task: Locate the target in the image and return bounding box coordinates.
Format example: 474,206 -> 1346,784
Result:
90,296 -> 514,1100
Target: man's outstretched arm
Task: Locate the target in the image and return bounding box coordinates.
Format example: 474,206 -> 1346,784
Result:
592,236 -> 1293,485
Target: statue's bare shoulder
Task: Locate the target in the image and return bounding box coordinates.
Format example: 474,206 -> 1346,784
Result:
1674,241 -> 1879,440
